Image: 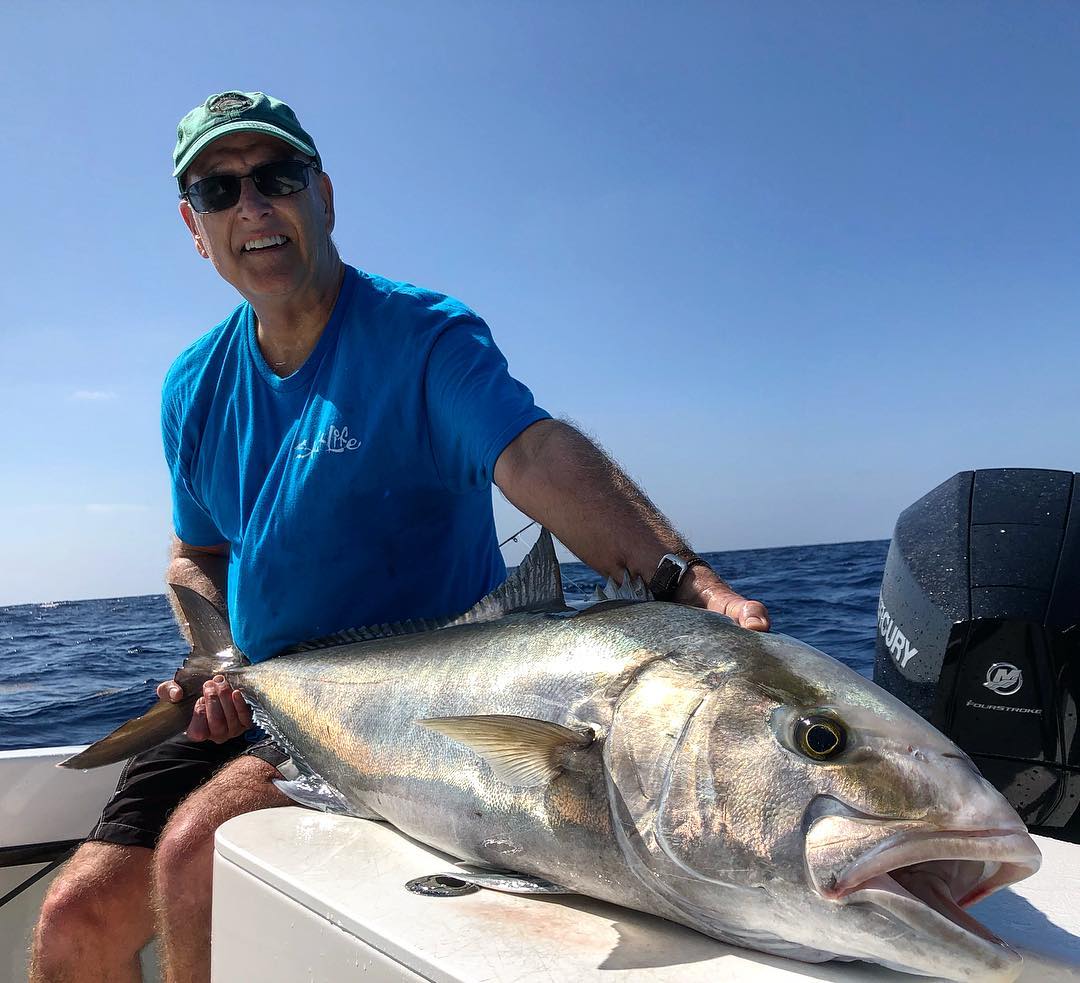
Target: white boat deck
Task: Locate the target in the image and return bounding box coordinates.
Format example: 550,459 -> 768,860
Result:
5,746 -> 1079,983
213,808 -> 1080,983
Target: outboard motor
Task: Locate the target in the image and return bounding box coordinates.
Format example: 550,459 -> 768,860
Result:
874,468 -> 1080,844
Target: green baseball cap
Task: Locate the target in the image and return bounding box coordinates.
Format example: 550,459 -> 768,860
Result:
173,90 -> 321,189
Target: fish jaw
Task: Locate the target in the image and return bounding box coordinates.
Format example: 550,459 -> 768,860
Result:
804,811 -> 1041,981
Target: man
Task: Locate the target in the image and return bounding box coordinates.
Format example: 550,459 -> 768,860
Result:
31,91 -> 769,983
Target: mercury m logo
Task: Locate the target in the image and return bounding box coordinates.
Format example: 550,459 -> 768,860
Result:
984,663 -> 1023,697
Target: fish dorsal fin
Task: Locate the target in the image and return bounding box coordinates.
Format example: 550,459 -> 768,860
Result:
279,529 -> 566,656
420,714 -> 594,787
590,569 -> 653,604
448,527 -> 566,627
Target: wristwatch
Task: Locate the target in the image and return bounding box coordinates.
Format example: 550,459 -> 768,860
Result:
649,552 -> 711,601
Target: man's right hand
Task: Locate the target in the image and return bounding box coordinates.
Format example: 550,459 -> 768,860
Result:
157,676 -> 253,743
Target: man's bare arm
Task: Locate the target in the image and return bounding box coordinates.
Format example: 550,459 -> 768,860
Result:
158,536 -> 252,741
493,419 -> 770,630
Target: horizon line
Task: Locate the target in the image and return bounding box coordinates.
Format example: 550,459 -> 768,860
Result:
0,536 -> 891,610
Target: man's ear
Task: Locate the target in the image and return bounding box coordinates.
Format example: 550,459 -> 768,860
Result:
319,171 -> 335,236
179,199 -> 210,259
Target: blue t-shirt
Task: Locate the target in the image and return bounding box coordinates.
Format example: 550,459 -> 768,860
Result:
162,266 -> 549,663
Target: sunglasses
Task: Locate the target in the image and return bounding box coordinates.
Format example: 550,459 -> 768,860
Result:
182,159 -> 318,214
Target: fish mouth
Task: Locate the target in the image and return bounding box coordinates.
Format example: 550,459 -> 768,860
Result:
808,817 -> 1041,964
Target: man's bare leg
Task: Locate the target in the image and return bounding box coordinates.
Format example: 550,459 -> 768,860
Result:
153,754 -> 290,983
30,841 -> 155,983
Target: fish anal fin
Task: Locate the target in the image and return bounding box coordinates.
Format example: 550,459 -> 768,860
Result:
420,714 -> 594,788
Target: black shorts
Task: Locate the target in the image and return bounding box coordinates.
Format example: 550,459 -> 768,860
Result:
86,732 -> 290,850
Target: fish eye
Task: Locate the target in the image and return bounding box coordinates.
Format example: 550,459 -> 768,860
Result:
794,715 -> 847,761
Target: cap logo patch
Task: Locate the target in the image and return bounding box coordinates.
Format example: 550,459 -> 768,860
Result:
208,93 -> 254,115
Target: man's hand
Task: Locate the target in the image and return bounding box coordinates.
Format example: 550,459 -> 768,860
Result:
672,564 -> 771,631
156,675 -> 253,743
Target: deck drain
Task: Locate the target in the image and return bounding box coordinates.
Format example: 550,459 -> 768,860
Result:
406,874 -> 479,897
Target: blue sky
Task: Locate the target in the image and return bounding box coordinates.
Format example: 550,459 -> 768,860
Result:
1,2 -> 1078,605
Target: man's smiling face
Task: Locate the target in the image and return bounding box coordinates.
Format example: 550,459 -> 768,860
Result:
178,132 -> 336,304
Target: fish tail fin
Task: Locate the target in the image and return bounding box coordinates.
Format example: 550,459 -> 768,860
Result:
169,583 -> 246,689
59,585 -> 246,770
58,696 -> 201,770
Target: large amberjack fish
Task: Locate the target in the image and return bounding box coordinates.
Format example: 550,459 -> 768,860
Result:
64,531 -> 1041,981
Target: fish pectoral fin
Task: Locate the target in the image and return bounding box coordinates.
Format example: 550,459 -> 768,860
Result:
452,871 -> 571,895
419,714 -> 594,788
406,870 -> 570,897
273,774 -> 379,820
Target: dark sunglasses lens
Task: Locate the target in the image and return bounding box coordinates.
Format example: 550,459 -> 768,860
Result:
252,161 -> 311,197
185,162 -> 311,212
187,176 -> 240,213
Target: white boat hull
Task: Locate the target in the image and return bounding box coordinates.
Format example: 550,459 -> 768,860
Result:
0,747 -> 158,983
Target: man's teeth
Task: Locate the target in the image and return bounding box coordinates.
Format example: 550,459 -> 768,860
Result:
243,235 -> 289,252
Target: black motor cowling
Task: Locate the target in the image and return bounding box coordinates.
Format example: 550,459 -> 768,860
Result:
873,468 -> 1080,843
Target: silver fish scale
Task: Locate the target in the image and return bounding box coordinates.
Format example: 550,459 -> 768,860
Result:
231,602 -> 709,910
225,600 -> 1039,982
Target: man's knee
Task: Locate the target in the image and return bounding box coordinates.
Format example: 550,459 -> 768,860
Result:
33,843 -> 153,967
154,754 -> 288,906
154,810 -> 216,910
36,877 -> 103,949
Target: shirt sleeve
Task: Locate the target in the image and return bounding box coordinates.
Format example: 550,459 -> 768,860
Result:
425,319 -> 550,494
161,381 -> 225,547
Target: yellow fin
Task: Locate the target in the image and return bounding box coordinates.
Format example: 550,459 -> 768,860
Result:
420,714 -> 594,787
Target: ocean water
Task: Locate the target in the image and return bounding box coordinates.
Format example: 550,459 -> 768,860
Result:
0,540 -> 889,752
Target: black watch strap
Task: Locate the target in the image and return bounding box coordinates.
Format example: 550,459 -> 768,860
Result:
649,553 -> 711,601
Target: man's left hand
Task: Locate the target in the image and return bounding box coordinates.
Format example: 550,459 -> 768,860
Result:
674,565 -> 771,631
